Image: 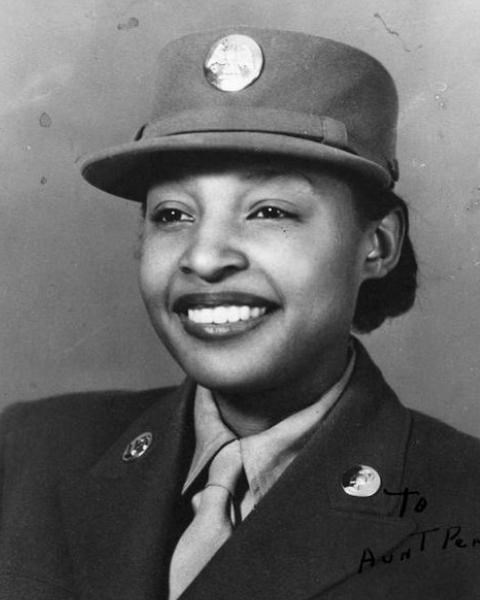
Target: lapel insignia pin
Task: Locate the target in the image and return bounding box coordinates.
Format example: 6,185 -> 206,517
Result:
342,464 -> 381,497
204,34 -> 264,92
122,431 -> 153,462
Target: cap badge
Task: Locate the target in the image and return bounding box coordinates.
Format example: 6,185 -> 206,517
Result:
342,464 -> 381,498
204,34 -> 264,92
122,431 -> 153,462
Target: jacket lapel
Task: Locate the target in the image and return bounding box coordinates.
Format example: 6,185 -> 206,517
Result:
182,343 -> 417,600
59,380 -> 195,600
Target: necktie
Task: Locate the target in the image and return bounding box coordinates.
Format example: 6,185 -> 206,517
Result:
168,440 -> 243,600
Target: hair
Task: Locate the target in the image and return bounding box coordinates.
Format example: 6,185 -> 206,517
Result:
350,183 -> 418,334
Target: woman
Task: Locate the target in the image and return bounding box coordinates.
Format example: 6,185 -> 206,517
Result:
1,27 -> 479,600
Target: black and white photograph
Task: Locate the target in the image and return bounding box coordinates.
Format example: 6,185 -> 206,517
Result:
1,1 -> 480,598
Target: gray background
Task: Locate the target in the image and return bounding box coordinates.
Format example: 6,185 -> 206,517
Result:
1,0 -> 480,437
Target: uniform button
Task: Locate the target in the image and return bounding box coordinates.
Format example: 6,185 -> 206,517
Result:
342,464 -> 381,497
122,432 -> 153,461
204,34 -> 264,92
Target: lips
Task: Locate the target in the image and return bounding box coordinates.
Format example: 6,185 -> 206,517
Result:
172,292 -> 278,340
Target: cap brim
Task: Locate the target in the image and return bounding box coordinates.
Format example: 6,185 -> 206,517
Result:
79,131 -> 391,201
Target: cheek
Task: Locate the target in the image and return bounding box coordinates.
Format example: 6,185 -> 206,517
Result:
266,230 -> 361,294
138,237 -> 175,305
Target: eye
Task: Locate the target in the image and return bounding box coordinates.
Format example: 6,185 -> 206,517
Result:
150,207 -> 194,224
248,206 -> 294,220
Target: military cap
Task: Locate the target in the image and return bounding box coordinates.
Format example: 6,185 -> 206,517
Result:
79,27 -> 399,201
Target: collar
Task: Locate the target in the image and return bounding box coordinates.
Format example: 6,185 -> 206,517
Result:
182,347 -> 356,502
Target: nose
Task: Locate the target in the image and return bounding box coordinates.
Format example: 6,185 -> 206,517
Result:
179,223 -> 249,282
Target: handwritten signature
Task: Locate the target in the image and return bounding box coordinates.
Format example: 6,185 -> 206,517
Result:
357,487 -> 480,574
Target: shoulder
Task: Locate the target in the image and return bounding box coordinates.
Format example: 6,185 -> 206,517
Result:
407,408 -> 480,475
1,386 -> 177,436
0,386 -> 181,476
403,407 -> 480,519
409,408 -> 480,455
354,341 -> 480,494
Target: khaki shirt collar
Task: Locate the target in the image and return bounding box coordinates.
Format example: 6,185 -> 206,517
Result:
182,348 -> 356,502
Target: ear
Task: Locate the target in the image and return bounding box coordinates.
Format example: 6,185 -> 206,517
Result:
361,207 -> 406,281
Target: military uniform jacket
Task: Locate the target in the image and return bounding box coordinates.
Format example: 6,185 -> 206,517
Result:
1,343 -> 480,599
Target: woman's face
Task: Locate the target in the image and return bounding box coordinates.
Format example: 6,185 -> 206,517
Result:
140,158 -> 375,393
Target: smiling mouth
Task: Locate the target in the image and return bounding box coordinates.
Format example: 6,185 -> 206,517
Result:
173,293 -> 277,340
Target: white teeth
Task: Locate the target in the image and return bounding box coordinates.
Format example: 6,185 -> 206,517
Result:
227,306 -> 240,323
186,305 -> 267,324
201,308 -> 213,323
239,306 -> 250,321
213,306 -> 228,324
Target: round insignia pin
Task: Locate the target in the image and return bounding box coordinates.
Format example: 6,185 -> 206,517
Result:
204,34 -> 264,92
122,431 -> 153,462
342,464 -> 381,498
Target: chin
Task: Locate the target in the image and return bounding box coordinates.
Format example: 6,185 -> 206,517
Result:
175,354 -> 281,394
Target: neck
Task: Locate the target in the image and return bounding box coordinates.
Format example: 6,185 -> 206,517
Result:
212,342 -> 350,437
